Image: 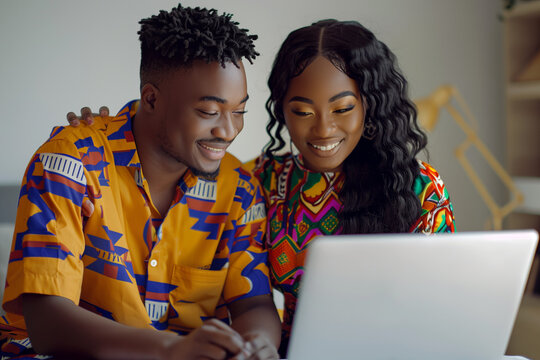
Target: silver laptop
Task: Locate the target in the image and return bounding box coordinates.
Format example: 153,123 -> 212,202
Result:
287,230 -> 538,360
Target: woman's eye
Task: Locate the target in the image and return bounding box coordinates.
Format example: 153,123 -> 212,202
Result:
292,110 -> 312,116
333,105 -> 354,114
233,110 -> 248,115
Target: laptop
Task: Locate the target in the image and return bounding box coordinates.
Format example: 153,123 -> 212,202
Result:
287,230 -> 538,360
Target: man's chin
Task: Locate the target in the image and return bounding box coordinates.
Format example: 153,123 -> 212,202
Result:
190,166 -> 220,180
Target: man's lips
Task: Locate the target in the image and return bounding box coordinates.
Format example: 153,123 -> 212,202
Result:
199,143 -> 228,152
197,140 -> 230,161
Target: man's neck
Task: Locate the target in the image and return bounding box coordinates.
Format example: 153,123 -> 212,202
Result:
132,110 -> 188,216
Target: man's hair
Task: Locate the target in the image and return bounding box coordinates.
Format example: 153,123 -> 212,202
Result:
138,3 -> 259,87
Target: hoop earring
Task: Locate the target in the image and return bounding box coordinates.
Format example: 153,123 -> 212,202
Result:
363,120 -> 377,140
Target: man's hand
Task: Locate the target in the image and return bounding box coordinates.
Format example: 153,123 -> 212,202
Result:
229,295 -> 281,360
82,198 -> 95,218
164,319 -> 253,360
231,332 -> 279,360
22,294 -> 256,360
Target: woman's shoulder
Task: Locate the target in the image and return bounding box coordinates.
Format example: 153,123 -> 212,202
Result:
243,152 -> 294,176
413,160 -> 450,200
410,160 -> 455,233
242,152 -> 296,194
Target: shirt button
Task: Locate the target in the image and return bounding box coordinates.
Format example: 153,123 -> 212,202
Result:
150,259 -> 158,267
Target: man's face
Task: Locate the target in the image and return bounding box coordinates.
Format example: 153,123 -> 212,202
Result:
155,60 -> 248,179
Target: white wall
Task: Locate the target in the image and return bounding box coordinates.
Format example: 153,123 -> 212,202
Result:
0,0 -> 505,231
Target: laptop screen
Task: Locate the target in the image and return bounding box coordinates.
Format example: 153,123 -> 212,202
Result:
287,230 -> 538,360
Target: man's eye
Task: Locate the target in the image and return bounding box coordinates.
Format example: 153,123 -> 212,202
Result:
233,110 -> 247,115
333,105 -> 354,114
198,110 -> 218,116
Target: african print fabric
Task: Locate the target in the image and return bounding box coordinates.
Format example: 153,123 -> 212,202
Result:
0,100 -> 270,359
244,152 -> 455,352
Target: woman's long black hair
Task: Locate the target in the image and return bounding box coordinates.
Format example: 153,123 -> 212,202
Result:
264,19 -> 428,233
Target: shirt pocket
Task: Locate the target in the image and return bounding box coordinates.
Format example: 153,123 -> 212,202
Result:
169,264 -> 228,329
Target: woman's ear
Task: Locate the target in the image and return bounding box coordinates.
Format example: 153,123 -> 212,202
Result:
140,83 -> 159,112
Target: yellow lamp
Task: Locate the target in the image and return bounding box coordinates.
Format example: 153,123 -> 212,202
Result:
414,85 -> 524,230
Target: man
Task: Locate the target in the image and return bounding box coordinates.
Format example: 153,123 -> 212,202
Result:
0,4 -> 280,359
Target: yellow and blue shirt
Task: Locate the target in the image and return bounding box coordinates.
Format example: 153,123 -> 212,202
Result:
1,100 -> 270,359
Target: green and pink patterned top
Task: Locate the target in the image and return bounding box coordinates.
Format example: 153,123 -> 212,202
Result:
244,153 -> 455,352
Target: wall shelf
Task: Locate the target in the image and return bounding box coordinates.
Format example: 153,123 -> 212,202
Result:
504,0 -> 540,18
508,81 -> 540,99
503,0 -> 540,297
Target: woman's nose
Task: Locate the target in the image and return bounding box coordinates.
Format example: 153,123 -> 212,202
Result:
312,113 -> 335,138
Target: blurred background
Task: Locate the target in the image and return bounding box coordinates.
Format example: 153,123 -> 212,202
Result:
0,0 -> 506,231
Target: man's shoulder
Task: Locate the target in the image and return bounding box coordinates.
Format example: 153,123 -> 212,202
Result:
218,153 -> 263,190
37,123 -> 107,155
47,122 -> 106,143
221,152 -> 243,169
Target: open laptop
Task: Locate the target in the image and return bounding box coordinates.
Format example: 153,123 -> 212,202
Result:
287,230 -> 538,360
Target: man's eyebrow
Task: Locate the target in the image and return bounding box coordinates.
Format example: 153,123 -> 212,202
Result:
329,91 -> 358,103
199,94 -> 249,104
288,96 -> 313,104
199,96 -> 227,104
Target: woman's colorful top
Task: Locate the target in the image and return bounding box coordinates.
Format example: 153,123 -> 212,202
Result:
244,152 -> 455,351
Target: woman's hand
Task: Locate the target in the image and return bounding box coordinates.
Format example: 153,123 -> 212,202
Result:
66,106 -> 110,127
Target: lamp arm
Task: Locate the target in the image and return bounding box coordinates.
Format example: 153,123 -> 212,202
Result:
444,103 -> 524,230
445,104 -> 521,192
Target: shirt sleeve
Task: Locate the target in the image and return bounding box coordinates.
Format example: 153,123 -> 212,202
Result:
2,138 -> 87,315
409,161 -> 456,234
222,166 -> 271,303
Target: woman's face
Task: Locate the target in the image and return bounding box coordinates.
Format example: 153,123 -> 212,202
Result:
283,56 -> 365,173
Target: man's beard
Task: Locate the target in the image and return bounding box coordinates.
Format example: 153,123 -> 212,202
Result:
190,166 -> 220,181
159,133 -> 220,181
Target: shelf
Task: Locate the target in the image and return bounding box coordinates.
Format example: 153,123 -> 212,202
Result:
508,80 -> 540,99
514,177 -> 540,215
504,0 -> 540,19
504,0 -> 540,236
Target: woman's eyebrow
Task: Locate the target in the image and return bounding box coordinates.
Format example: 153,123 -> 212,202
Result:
329,91 -> 358,102
288,96 -> 313,104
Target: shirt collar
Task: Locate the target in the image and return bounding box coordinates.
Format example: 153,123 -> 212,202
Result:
106,100 -> 141,167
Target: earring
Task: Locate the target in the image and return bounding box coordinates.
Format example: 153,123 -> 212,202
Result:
363,120 -> 377,140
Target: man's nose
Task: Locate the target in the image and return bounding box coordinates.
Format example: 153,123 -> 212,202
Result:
212,113 -> 243,142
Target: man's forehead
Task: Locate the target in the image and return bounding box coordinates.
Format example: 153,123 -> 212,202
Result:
165,60 -> 248,103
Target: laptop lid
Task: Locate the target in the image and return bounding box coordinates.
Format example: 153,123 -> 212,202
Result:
287,230 -> 538,360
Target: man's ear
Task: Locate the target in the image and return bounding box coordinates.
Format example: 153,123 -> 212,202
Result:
140,83 -> 159,112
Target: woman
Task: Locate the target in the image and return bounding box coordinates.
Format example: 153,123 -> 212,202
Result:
243,19 -> 455,355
